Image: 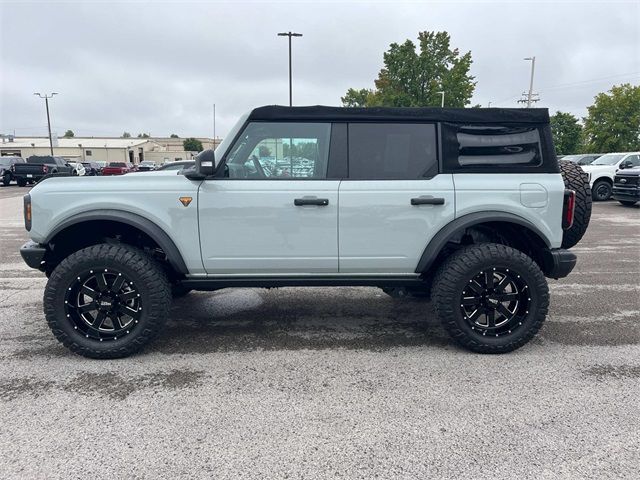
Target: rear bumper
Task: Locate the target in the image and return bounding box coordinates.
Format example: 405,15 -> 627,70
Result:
20,241 -> 47,271
541,248 -> 577,279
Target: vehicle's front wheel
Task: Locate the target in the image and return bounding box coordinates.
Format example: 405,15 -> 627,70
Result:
43,244 -> 171,358
592,179 -> 612,201
2,173 -> 10,186
17,178 -> 27,187
432,243 -> 549,354
619,200 -> 638,207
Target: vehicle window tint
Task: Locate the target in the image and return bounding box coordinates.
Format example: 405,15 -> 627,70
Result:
348,123 -> 437,179
455,126 -> 542,167
226,122 -> 331,179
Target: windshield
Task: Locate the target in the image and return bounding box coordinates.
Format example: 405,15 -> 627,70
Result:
0,158 -> 14,166
109,162 -> 126,167
141,161 -> 154,166
592,154 -> 624,165
561,155 -> 580,162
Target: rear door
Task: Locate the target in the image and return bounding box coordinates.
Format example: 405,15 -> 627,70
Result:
199,122 -> 340,275
338,123 -> 455,274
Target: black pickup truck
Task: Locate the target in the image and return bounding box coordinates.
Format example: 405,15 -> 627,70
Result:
12,156 -> 73,186
613,167 -> 640,206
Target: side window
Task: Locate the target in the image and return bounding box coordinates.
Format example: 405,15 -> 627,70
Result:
441,124 -> 546,172
456,125 -> 541,167
86,150 -> 92,156
347,123 -> 437,179
225,122 -> 331,179
626,155 -> 640,166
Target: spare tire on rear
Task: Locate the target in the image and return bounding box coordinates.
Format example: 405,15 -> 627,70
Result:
559,161 -> 592,249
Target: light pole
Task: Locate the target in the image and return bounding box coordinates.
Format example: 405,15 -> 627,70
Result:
277,31 -> 303,106
524,57 -> 536,108
34,92 -> 58,155
437,91 -> 445,108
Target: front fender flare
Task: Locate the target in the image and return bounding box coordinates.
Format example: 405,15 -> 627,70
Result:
45,209 -> 188,275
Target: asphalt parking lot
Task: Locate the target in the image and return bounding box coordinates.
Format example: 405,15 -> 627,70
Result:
0,184 -> 638,479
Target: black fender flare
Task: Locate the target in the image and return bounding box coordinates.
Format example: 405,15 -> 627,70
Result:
415,211 -> 552,273
45,209 -> 188,274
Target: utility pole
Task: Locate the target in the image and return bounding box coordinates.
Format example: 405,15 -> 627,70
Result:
34,92 -> 58,155
518,57 -> 539,107
437,91 -> 445,108
213,103 -> 216,148
277,31 -> 303,106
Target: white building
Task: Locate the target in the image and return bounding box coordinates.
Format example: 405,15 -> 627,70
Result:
0,135 -> 219,164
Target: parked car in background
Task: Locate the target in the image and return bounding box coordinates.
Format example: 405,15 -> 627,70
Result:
581,152 -> 640,200
12,156 -> 73,186
156,160 -> 195,171
612,166 -> 640,206
101,162 -> 134,176
1,156 -> 26,186
67,162 -> 86,176
95,161 -> 107,171
137,161 -> 157,171
81,162 -> 102,176
561,154 -> 602,166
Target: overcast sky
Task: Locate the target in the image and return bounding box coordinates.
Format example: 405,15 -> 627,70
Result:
1,0 -> 638,139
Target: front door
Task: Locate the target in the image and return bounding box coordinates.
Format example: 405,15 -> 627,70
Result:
199,122 -> 339,275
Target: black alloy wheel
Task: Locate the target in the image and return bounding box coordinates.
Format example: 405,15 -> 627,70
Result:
592,180 -> 612,201
64,268 -> 142,342
459,268 -> 530,337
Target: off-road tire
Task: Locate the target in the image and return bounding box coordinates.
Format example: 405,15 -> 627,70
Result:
559,161 -> 592,248
44,243 -> 171,358
619,200 -> 638,207
592,179 -> 612,201
17,178 -> 27,187
432,243 -> 549,354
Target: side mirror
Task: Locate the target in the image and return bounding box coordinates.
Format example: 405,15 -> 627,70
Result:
620,160 -> 633,170
188,149 -> 216,179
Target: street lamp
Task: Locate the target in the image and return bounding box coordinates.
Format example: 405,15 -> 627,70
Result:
34,92 -> 58,155
277,31 -> 303,106
523,57 -> 536,108
437,91 -> 445,108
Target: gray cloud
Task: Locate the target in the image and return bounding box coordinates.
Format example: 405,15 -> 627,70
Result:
1,0 -> 638,138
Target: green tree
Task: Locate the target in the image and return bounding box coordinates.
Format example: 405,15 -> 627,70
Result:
170,134 -> 179,138
63,129 -> 74,138
183,137 -> 204,152
550,111 -> 583,155
122,132 -> 131,138
341,31 -> 476,108
137,133 -> 150,138
583,83 -> 640,152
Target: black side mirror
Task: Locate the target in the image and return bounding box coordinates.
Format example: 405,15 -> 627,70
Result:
186,149 -> 216,180
620,160 -> 633,170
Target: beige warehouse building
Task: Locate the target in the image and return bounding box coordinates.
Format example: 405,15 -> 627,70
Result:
0,136 -> 219,164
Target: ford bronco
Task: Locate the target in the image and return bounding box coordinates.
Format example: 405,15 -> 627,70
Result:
20,106 -> 591,358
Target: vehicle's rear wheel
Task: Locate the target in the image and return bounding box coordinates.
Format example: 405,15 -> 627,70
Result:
43,243 -> 171,358
17,178 -> 27,187
559,161 -> 592,248
2,173 -> 10,186
592,179 -> 612,201
619,200 -> 638,207
432,243 -> 548,354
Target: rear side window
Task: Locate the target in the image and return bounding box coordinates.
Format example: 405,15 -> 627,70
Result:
348,123 -> 437,179
441,123 -> 556,173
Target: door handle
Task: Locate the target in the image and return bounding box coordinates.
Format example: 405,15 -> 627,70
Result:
294,197 -> 329,206
411,196 -> 445,206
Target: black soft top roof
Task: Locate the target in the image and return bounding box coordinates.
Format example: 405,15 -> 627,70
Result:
248,105 -> 550,124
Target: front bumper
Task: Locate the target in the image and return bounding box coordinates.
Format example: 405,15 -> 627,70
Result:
612,186 -> 640,201
541,248 -> 577,279
20,241 -> 47,271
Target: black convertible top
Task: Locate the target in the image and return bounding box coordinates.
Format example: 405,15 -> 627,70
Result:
248,105 -> 550,124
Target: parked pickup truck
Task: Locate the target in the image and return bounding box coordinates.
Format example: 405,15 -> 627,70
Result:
20,105 -> 592,359
12,156 -> 73,186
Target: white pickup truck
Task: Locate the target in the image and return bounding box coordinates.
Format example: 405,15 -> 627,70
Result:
581,152 -> 640,200
20,106 -> 591,358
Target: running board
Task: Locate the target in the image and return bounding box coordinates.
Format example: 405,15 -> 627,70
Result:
180,276 -> 425,290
